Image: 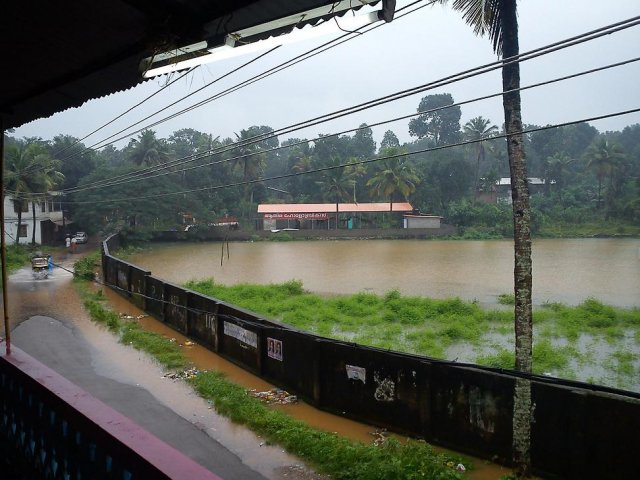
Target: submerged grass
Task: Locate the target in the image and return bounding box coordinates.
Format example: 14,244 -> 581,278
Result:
186,279 -> 640,390
185,280 -> 492,356
73,259 -> 468,479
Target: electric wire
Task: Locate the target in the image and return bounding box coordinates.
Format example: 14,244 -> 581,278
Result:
53,4 -> 427,193
84,1 -> 426,152
59,14 -> 640,194
59,54 -> 640,195
55,0 -> 434,165
78,12 -> 640,163
51,66 -> 200,158
60,106 -> 640,205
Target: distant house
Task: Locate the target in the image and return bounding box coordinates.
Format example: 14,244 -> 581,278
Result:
495,177 -> 550,204
2,193 -> 69,245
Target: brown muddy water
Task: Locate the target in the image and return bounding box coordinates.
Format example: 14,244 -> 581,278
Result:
128,238 -> 640,307
104,287 -> 514,480
2,251 -> 514,478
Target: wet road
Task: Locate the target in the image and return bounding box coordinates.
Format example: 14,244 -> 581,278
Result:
3,252 -> 324,480
3,248 -> 512,479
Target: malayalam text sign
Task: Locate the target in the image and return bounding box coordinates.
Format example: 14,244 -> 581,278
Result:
263,212 -> 329,220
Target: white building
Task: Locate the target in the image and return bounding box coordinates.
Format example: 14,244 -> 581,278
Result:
496,177 -> 550,204
3,193 -> 69,245
403,214 -> 442,229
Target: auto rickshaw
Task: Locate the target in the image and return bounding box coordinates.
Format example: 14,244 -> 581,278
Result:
31,252 -> 50,280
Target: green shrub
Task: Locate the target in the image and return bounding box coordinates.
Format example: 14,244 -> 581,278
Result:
497,293 -> 515,306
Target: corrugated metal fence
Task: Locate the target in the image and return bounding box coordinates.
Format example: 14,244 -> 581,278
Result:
102,234 -> 639,478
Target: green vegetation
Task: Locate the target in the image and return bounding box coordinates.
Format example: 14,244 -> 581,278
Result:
185,280 -> 494,358
185,280 -> 640,390
73,259 -> 468,479
74,252 -> 188,369
7,113 -> 639,238
497,293 -> 515,306
192,372 -> 466,480
5,245 -> 32,273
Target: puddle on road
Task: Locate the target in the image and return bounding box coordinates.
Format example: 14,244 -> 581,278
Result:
102,288 -> 513,479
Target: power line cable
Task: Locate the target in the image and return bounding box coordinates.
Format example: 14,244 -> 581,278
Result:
60,50 -> 640,196
57,1 -> 433,165
81,12 -> 640,161
60,106 -> 640,205
51,67 -> 200,158
61,13 -> 640,194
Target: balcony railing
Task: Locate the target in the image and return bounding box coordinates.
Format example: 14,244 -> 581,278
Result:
0,346 -> 222,480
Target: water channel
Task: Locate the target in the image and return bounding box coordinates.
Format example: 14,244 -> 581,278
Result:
129,238 -> 640,308
120,237 -> 638,476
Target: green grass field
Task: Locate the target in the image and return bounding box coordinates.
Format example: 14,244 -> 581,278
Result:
186,279 -> 640,391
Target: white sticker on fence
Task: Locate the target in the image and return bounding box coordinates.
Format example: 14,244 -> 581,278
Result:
223,321 -> 257,348
346,364 -> 366,384
267,337 -> 283,361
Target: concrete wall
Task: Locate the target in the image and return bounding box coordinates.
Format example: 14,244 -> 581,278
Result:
102,234 -> 640,478
403,216 -> 442,229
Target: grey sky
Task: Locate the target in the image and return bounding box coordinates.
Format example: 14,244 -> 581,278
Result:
12,0 -> 640,149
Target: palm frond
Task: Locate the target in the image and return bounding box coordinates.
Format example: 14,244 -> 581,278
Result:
438,0 -> 507,55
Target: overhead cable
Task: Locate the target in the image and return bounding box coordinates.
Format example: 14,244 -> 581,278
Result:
61,106 -> 640,205
57,1 -> 434,164
58,55 -> 640,195
61,13 -> 640,194
51,67 -> 200,158
80,12 -> 640,161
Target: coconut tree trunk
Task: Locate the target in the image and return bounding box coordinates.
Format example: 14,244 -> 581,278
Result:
31,200 -> 37,245
15,200 -> 23,245
501,1 -> 533,475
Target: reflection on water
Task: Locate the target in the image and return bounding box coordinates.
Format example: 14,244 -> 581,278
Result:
129,238 -> 640,307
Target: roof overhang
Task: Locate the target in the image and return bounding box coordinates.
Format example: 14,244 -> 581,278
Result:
258,202 -> 413,213
1,0 -> 391,129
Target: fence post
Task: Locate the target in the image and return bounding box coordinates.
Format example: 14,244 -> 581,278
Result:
312,339 -> 322,406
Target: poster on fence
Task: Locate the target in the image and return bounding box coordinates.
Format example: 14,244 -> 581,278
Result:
223,321 -> 257,348
267,337 -> 283,361
345,364 -> 366,383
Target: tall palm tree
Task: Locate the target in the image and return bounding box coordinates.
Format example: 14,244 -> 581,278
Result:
463,116 -> 498,193
437,0 -> 533,474
127,129 -> 171,166
584,138 -> 625,209
543,153 -> 573,203
4,145 -> 39,244
233,130 -> 266,205
367,151 -> 419,211
28,154 -> 64,245
315,158 -> 354,229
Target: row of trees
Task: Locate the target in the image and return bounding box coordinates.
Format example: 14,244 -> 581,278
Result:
4,111 -> 639,238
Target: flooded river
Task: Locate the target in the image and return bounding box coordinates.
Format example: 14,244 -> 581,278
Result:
129,238 -> 640,307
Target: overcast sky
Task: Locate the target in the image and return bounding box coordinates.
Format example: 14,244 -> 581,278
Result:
12,0 -> 640,149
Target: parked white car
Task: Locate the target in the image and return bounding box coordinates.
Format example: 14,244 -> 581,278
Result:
74,232 -> 88,244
